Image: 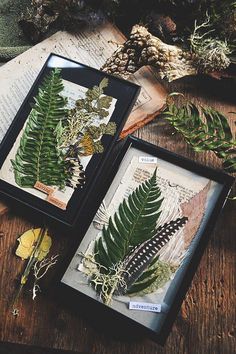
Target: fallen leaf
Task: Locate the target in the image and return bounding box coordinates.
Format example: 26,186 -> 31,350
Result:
16,228 -> 52,261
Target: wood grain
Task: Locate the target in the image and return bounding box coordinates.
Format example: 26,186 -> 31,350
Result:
0,74 -> 235,354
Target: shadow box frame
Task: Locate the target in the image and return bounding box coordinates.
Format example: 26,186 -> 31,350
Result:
0,53 -> 140,227
57,135 -> 234,345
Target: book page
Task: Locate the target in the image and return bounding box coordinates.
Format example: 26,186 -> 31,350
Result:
0,21 -> 166,146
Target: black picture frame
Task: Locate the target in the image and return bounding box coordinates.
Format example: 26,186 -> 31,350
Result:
58,136 -> 234,345
0,53 -> 140,227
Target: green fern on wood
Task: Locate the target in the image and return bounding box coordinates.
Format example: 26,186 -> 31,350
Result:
162,100 -> 236,173
11,68 -> 69,188
94,170 -> 163,271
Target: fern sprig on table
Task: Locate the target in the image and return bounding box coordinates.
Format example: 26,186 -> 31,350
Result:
162,100 -> 236,173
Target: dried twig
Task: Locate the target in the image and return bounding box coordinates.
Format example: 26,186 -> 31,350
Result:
32,255 -> 59,300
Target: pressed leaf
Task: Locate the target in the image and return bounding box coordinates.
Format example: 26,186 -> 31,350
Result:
16,228 -> 52,261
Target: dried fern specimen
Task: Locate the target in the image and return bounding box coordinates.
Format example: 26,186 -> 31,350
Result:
11,70 -> 116,191
162,99 -> 236,173
94,170 -> 163,270
11,68 -> 70,188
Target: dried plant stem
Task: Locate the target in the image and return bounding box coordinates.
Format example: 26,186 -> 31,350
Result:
11,227 -> 47,312
78,252 -> 129,305
32,255 -> 59,300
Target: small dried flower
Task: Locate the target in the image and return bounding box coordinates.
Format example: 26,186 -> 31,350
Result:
79,133 -> 96,156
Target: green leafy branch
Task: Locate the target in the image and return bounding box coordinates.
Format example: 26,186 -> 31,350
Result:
162,96 -> 236,173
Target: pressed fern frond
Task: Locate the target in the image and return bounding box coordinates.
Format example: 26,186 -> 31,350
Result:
162,100 -> 236,173
11,68 -> 69,188
94,170 -> 163,271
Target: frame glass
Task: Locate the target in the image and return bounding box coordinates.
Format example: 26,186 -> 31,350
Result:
60,136 -> 234,344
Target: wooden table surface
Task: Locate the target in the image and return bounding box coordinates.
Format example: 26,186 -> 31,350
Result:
0,74 -> 235,354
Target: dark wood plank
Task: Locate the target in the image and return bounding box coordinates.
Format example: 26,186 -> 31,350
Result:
0,74 -> 235,354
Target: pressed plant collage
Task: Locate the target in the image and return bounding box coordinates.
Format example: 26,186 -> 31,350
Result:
2,68 -> 117,209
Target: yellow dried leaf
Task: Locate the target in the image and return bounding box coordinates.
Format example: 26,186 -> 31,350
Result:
16,228 -> 52,261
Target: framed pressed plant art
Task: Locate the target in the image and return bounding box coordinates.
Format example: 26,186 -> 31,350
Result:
60,136 -> 234,344
0,53 -> 140,226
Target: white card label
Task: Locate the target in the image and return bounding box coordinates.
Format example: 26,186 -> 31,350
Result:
129,301 -> 161,313
139,156 -> 158,164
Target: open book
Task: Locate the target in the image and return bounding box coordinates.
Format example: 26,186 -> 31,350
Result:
0,21 -> 167,215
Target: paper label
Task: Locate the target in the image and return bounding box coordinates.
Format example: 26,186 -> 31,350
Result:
139,156 -> 158,164
47,195 -> 67,210
129,301 -> 161,313
34,181 -> 55,195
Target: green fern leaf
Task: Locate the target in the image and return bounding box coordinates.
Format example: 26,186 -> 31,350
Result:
94,170 -> 163,270
11,68 -> 69,188
162,99 -> 236,173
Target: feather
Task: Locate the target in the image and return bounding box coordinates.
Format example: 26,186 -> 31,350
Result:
93,201 -> 110,230
114,216 -> 188,295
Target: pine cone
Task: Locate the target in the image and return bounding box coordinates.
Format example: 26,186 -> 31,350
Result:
101,24 -> 233,82
101,25 -> 198,81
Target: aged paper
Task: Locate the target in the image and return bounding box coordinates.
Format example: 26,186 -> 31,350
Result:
0,21 -> 166,146
104,155 -> 211,266
106,155 -> 204,217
